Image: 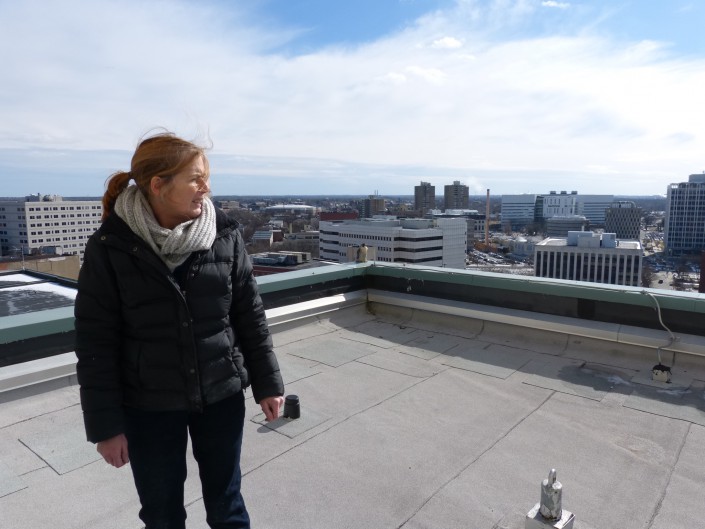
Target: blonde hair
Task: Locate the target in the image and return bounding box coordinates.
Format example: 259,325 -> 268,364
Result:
102,132 -> 209,220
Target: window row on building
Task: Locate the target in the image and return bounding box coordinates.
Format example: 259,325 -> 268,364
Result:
0,195 -> 103,261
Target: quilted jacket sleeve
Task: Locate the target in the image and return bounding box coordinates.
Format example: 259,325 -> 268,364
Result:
229,231 -> 284,403
74,235 -> 125,443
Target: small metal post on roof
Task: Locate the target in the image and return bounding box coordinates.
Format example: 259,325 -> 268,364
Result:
525,469 -> 575,529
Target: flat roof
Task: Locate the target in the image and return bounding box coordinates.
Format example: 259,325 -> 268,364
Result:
0,272 -> 75,318
2,289 -> 705,528
538,238 -> 642,250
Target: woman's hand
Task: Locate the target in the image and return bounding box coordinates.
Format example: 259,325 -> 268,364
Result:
260,396 -> 284,421
97,433 -> 129,468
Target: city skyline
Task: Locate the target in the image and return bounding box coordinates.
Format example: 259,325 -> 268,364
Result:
2,0 -> 704,197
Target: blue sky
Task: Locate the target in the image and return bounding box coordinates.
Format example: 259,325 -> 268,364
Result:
1,0 -> 704,197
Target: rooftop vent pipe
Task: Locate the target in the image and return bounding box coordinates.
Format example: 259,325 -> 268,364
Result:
525,469 -> 575,529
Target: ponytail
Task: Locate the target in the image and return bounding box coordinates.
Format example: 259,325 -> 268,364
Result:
102,171 -> 132,220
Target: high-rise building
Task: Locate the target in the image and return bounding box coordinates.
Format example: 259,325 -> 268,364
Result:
542,191 -> 577,218
575,194 -> 614,226
501,194 -> 538,228
501,191 -> 613,228
414,181 -> 435,214
535,232 -> 642,286
605,201 -> 642,240
361,195 -> 386,218
319,217 -> 466,268
444,181 -> 469,210
664,174 -> 705,256
0,194 -> 103,262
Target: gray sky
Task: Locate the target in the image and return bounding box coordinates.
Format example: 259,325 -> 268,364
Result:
1,0 -> 703,197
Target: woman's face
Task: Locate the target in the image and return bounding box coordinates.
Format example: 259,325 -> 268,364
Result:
150,156 -> 210,229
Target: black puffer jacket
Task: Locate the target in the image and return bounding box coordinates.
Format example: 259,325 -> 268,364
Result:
75,208 -> 284,443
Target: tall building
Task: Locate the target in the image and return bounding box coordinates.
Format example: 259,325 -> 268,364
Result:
542,191 -> 577,218
361,195 -> 386,219
500,194 -> 538,228
444,181 -> 469,210
0,194 -> 102,262
414,181 -> 435,214
605,201 -> 642,240
319,217 -> 466,268
429,209 -> 484,247
575,194 -> 614,226
664,174 -> 705,256
501,191 -> 613,229
535,232 -> 642,286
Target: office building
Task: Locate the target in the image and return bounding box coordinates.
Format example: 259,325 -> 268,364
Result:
535,231 -> 642,286
320,211 -> 358,221
575,194 -> 614,226
605,201 -> 642,240
215,199 -> 240,212
545,215 -> 589,237
414,181 -> 436,214
542,191 -> 577,218
664,174 -> 705,256
0,194 -> 102,262
501,192 -> 613,229
361,195 -> 386,219
319,217 -> 466,268
444,181 -> 469,210
429,209 -> 484,246
500,194 -> 538,228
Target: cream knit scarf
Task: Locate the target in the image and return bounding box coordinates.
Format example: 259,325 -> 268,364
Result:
114,185 -> 216,271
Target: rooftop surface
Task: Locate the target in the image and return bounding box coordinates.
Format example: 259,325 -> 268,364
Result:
0,272 -> 75,318
2,267 -> 705,528
537,238 -> 642,250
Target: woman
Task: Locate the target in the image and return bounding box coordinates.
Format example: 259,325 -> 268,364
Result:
74,132 -> 284,529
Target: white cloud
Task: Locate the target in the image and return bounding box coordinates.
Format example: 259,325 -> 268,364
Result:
542,1 -> 570,8
405,66 -> 448,84
0,0 -> 703,196
431,36 -> 463,49
382,72 -> 408,84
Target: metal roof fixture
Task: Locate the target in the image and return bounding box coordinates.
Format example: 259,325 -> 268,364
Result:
525,469 -> 575,529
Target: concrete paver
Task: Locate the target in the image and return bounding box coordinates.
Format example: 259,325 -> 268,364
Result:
2,304 -> 705,529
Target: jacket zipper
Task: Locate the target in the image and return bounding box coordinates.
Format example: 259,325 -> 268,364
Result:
104,232 -> 208,411
178,254 -> 205,411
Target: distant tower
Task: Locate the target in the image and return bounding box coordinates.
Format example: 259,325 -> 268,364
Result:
414,181 -> 435,214
485,188 -> 490,244
361,193 -> 386,219
605,201 -> 642,239
444,181 -> 469,210
665,174 -> 705,255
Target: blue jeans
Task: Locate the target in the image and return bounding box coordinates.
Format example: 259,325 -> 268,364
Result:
124,392 -> 250,529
